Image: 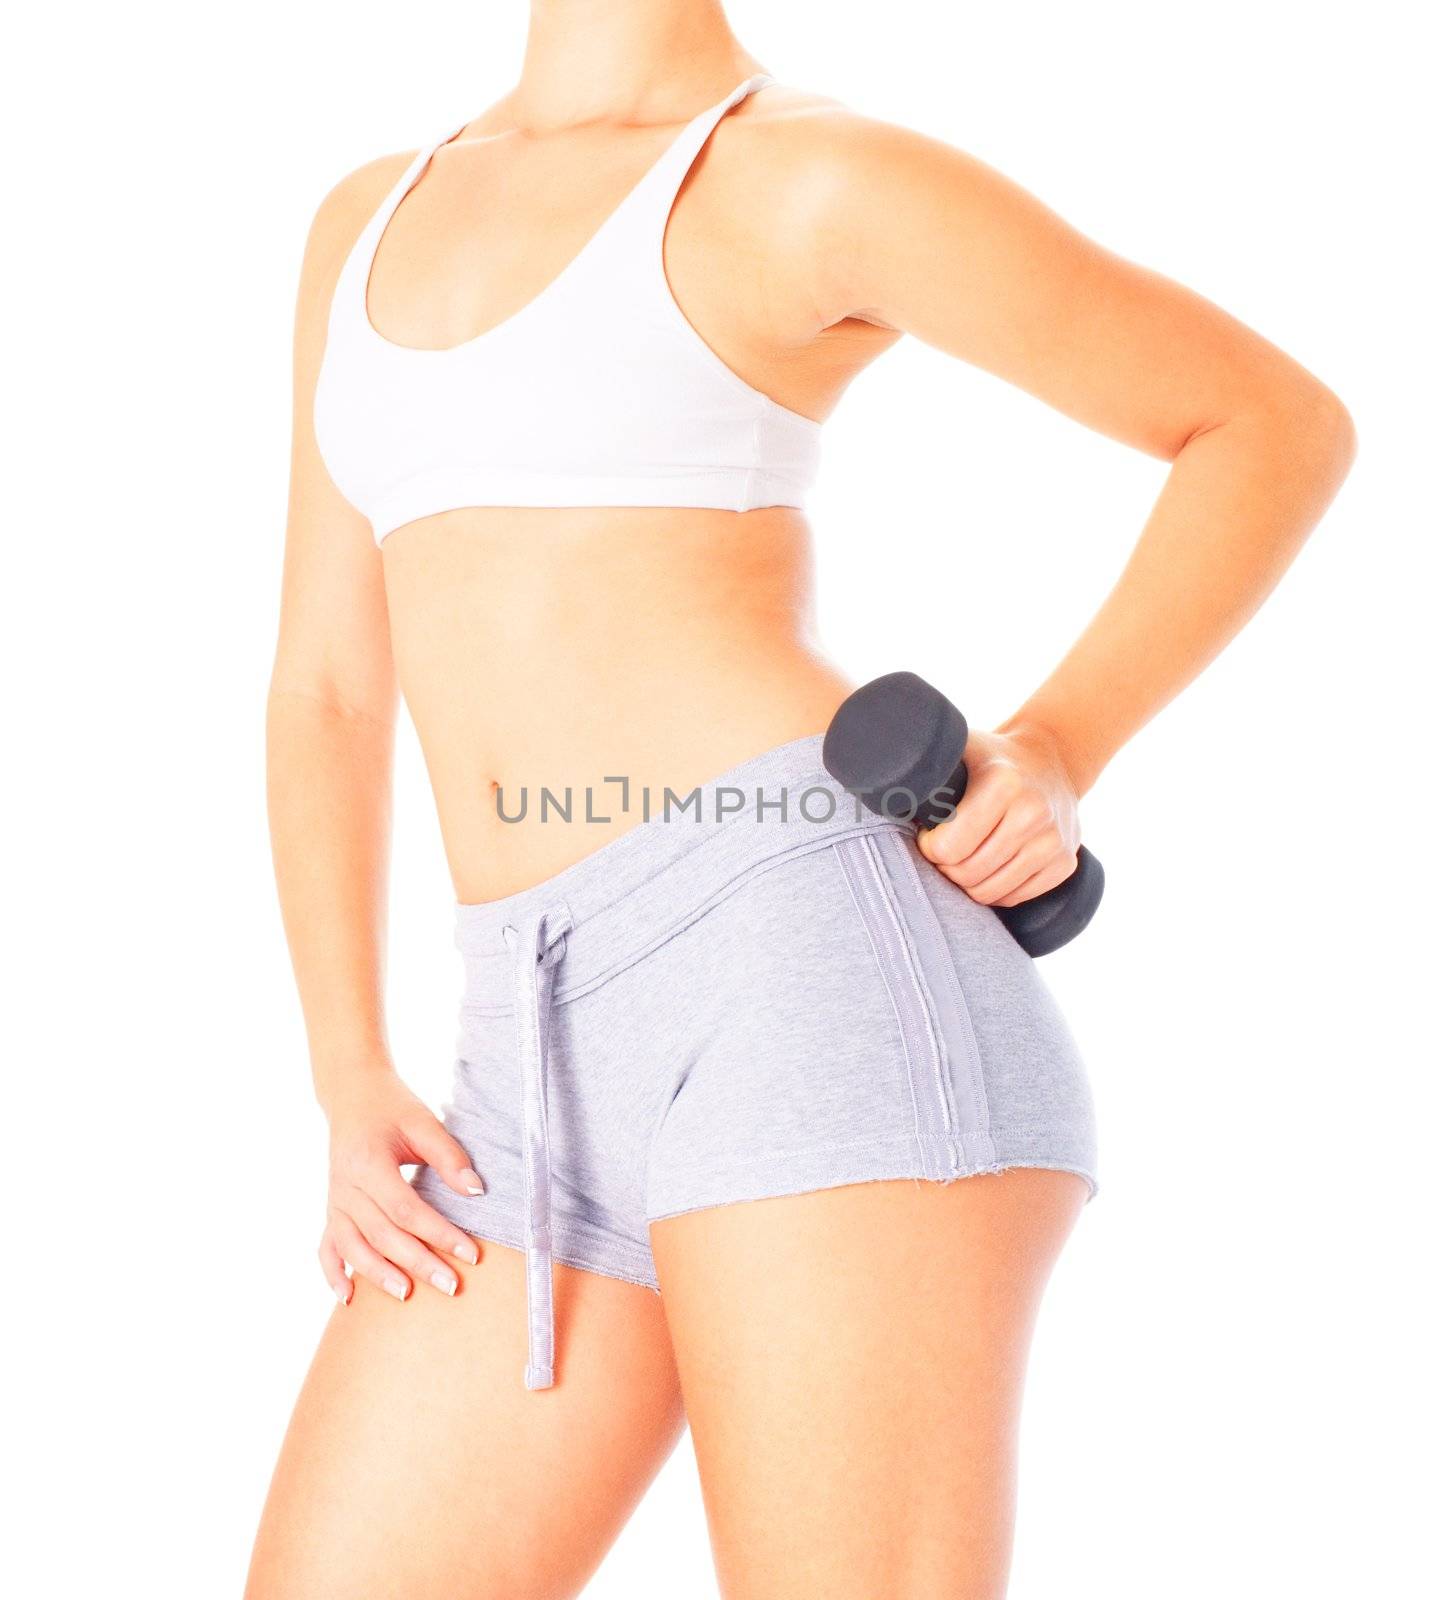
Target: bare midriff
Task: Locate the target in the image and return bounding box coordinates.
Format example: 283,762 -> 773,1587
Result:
381,503 -> 856,903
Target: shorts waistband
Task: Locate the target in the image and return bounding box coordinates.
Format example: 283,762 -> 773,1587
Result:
455,733 -> 909,1011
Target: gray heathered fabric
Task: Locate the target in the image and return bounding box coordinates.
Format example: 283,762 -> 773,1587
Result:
413,734 -> 1097,1325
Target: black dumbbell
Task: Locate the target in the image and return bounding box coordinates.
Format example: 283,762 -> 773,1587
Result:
822,671 -> 1104,956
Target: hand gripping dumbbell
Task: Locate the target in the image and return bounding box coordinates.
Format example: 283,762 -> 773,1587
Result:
822,671 -> 1104,956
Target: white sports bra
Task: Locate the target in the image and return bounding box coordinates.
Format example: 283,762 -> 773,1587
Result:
314,73 -> 822,544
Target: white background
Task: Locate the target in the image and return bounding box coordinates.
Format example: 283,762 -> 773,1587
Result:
5,1 -> 1440,1593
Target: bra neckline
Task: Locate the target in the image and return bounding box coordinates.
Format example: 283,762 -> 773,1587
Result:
358,72 -> 776,359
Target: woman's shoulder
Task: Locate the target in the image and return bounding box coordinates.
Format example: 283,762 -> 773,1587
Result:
282,147 -> 418,350
304,147 -> 417,261
730,79 -> 995,217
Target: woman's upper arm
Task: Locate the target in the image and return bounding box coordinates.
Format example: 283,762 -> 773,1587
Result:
270,158 -> 408,722
805,112 -> 1350,460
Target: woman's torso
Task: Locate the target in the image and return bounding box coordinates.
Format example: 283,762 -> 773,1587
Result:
384,508 -> 849,899
317,73 -> 896,900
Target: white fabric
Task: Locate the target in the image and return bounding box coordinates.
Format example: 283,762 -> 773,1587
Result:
313,74 -> 821,543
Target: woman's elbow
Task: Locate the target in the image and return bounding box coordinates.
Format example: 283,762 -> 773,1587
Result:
1266,371 -> 1358,486
1298,377 -> 1357,479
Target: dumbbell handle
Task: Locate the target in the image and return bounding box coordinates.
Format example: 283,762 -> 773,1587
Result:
926,754 -> 1104,958
822,671 -> 1104,957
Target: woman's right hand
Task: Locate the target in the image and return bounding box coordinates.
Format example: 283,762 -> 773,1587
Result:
318,1067 -> 488,1306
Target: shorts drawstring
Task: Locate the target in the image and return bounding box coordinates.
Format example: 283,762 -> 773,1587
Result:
502,906 -> 572,1391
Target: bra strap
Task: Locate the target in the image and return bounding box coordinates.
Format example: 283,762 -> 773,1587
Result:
620,72 -> 776,238
338,120 -> 470,328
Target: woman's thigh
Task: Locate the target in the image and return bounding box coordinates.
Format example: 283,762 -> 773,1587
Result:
650,1168 -> 1087,1600
246,1236 -> 685,1600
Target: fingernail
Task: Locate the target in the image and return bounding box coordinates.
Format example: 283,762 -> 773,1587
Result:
453,1241 -> 479,1265
461,1169 -> 486,1196
384,1275 -> 409,1301
431,1270 -> 457,1296
334,1281 -> 352,1306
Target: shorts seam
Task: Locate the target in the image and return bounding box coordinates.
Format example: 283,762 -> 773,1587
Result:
646,1125 -> 1098,1219
832,834 -> 961,1177
878,833 -> 993,1143
861,834 -> 958,1141
461,1224 -> 659,1293
655,1127 -> 1079,1172
411,1180 -> 660,1288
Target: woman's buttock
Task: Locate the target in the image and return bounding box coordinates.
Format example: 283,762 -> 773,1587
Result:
379,504 -> 854,899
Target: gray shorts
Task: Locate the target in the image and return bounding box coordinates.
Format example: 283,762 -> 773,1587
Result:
414,734 -> 1098,1391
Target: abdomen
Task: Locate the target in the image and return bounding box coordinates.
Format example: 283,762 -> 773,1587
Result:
381,504 -> 853,900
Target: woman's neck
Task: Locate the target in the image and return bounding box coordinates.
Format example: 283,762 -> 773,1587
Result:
511,0 -> 759,132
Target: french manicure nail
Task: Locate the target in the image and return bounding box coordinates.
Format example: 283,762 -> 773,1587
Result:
384,1275 -> 409,1301
334,1281 -> 352,1306
431,1270 -> 457,1295
461,1169 -> 486,1196
453,1241 -> 479,1265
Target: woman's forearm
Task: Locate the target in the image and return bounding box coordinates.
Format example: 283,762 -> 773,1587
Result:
266,688 -> 396,1107
998,380 -> 1357,795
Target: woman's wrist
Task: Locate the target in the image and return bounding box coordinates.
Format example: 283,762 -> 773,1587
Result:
993,710 -> 1106,800
310,1044 -> 397,1116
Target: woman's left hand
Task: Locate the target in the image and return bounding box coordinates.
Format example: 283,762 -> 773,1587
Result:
915,726 -> 1082,907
